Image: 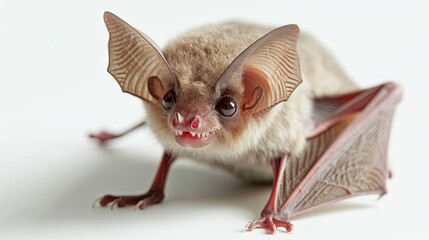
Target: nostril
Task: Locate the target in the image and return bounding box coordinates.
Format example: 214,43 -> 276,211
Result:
173,116 -> 178,127
191,116 -> 200,129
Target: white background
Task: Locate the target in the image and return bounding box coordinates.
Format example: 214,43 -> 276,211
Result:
1,0 -> 428,239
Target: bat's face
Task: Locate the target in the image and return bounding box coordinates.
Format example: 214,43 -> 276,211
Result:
153,80 -> 243,149
104,12 -> 302,154
145,35 -> 248,149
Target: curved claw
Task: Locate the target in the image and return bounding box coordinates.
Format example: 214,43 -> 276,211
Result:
92,197 -> 102,208
245,215 -> 293,234
134,200 -> 146,211
92,192 -> 164,211
110,199 -> 123,210
92,195 -> 117,207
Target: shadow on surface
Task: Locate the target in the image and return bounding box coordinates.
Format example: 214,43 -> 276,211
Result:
292,200 -> 377,221
25,142 -> 380,226
35,146 -> 271,224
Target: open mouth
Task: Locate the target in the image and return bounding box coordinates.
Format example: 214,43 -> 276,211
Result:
174,130 -> 212,148
174,130 -> 210,139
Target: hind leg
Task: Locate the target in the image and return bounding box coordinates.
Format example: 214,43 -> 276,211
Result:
89,121 -> 146,145
245,154 -> 294,234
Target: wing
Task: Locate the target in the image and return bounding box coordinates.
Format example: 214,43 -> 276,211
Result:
103,12 -> 177,105
276,82 -> 402,220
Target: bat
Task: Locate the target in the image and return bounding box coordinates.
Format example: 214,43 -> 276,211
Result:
91,12 -> 402,234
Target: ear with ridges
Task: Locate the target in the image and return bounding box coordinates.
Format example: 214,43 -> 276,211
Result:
103,12 -> 176,105
216,24 -> 302,115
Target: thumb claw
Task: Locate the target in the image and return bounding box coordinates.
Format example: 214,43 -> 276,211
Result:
92,197 -> 102,208
135,200 -> 145,211
244,222 -> 253,232
110,200 -> 119,210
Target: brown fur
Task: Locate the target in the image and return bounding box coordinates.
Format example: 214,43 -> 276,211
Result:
144,22 -> 358,182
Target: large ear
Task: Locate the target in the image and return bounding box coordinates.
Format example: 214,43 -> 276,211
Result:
103,12 -> 176,106
216,24 -> 302,115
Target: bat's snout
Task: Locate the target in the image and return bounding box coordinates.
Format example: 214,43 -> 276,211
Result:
171,110 -> 213,148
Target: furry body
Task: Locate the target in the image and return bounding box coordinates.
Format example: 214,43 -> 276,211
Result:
144,22 -> 358,182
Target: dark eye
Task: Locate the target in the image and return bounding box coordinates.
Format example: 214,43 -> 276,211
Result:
215,96 -> 237,117
162,91 -> 176,110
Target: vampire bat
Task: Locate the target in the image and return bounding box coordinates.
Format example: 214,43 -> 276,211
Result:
91,12 -> 402,234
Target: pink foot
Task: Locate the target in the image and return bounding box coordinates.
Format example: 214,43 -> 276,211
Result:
245,213 -> 293,234
89,131 -> 118,145
92,190 -> 164,210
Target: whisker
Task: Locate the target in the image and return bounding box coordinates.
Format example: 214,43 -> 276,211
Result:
152,126 -> 170,134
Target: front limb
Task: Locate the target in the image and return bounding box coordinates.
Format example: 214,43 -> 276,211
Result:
93,152 -> 176,210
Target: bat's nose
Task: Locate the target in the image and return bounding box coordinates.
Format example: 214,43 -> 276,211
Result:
173,112 -> 200,129
190,116 -> 200,129
172,112 -> 183,127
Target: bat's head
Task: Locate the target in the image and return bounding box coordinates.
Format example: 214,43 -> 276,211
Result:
103,12 -> 302,154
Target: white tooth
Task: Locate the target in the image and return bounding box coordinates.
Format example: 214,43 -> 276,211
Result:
178,130 -> 183,135
177,112 -> 184,123
175,130 -> 179,136
191,132 -> 196,137
197,133 -> 201,138
202,133 -> 207,138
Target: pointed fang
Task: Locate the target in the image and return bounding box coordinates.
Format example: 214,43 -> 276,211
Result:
177,112 -> 184,123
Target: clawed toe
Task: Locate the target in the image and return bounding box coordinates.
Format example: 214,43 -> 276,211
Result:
134,200 -> 148,211
92,191 -> 164,211
92,195 -> 117,207
245,214 -> 293,234
110,198 -> 126,210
